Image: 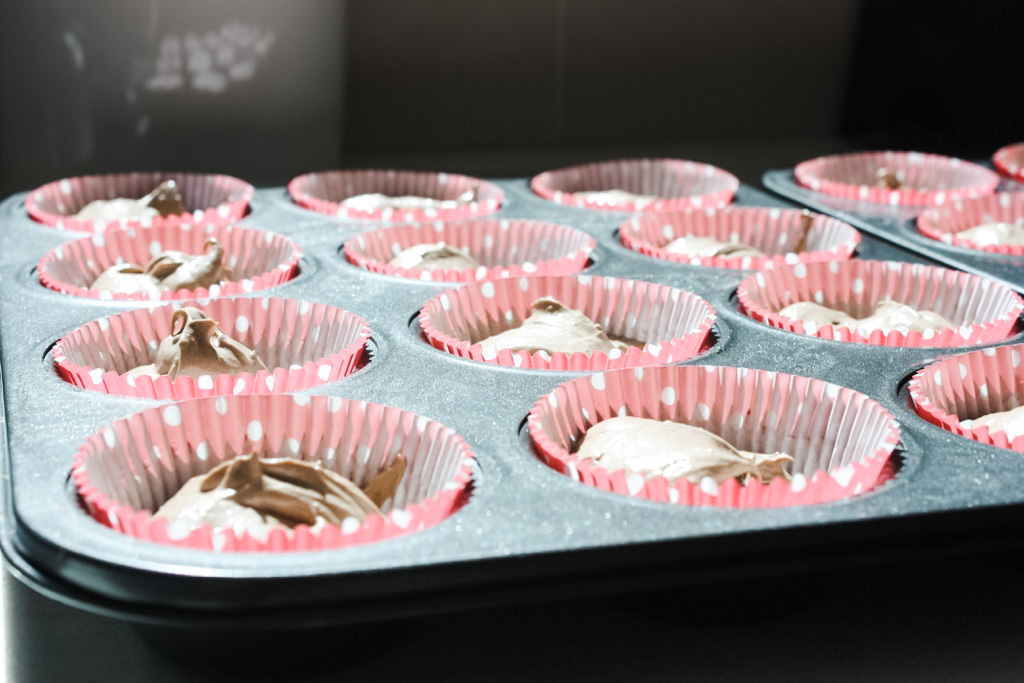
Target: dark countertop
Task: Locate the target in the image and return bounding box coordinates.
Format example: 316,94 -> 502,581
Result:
7,545 -> 1024,682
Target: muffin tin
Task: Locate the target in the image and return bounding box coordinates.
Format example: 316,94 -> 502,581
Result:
2,178 -> 1024,627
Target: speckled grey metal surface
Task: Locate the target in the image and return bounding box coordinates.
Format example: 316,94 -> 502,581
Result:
1,179 -> 1023,622
762,169 -> 1024,294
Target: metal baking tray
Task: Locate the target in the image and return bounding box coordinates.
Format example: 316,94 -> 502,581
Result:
3,179 -> 1024,627
762,167 -> 1024,294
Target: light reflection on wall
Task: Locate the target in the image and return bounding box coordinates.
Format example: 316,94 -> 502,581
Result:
146,23 -> 275,94
0,1 -> 343,192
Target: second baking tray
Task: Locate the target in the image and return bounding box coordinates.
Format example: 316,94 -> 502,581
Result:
762,166 -> 1024,294
2,179 -> 1024,625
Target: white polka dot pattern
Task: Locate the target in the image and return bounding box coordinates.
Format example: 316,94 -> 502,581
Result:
909,343 -> 1024,453
737,259 -> 1022,348
527,364 -> 900,507
25,171 -> 253,233
531,158 -> 739,212
71,395 -> 475,552
51,297 -> 371,400
418,274 -> 716,371
795,151 -> 999,206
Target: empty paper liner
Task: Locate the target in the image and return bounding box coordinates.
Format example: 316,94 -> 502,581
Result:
737,259 -> 1022,347
909,344 -> 1024,452
26,172 -> 254,233
288,169 -> 504,222
528,364 -> 901,507
419,274 -> 716,371
619,206 -> 860,270
73,394 -> 475,552
38,223 -> 301,301
344,218 -> 596,282
53,297 -> 371,400
530,158 -> 739,212
794,151 -> 999,206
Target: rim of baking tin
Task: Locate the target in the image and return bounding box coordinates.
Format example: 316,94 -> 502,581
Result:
343,218 -> 596,282
908,344 -> 1024,452
917,192 -> 1024,256
25,171 -> 255,233
530,158 -> 739,212
993,143 -> 1024,182
794,151 -> 1000,206
527,364 -> 901,507
287,169 -> 504,222
418,274 -> 717,371
37,223 -> 302,302
736,259 -> 1023,347
72,394 -> 476,552
619,206 -> 861,270
52,297 -> 371,400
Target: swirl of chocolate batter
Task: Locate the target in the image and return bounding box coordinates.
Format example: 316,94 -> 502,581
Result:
663,236 -> 764,259
130,307 -> 268,380
961,405 -> 1024,441
477,297 -> 633,356
575,416 -> 792,486
572,189 -> 661,207
341,187 -> 476,211
155,453 -> 408,536
140,180 -> 188,218
88,263 -> 162,296
874,168 -> 901,190
389,242 -> 480,271
955,222 -> 1024,248
779,299 -> 954,335
143,237 -> 232,291
73,179 -> 187,222
90,237 -> 232,295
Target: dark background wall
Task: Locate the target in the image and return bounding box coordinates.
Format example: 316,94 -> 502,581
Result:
342,1 -> 858,155
0,0 -> 1020,195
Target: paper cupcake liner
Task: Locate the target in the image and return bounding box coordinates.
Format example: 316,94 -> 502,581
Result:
25,172 -> 254,233
917,193 -> 1024,256
619,207 -> 861,270
38,223 -> 302,302
993,143 -> 1024,183
419,275 -> 716,371
344,218 -> 596,282
527,364 -> 901,507
530,158 -> 739,212
72,394 -> 475,552
909,344 -> 1024,452
794,151 -> 999,206
738,260 -> 1022,347
53,297 -> 370,400
288,169 -> 504,222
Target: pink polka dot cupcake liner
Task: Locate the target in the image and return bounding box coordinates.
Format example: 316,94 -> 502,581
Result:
993,143 -> 1024,183
917,193 -> 1024,256
530,158 -> 739,212
343,218 -> 596,283
619,206 -> 861,270
25,172 -> 254,233
909,344 -> 1024,452
794,151 -> 999,206
419,275 -> 716,371
72,394 -> 475,552
53,297 -> 370,400
527,364 -> 901,507
738,260 -> 1023,347
37,223 -> 302,302
288,169 -> 504,222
